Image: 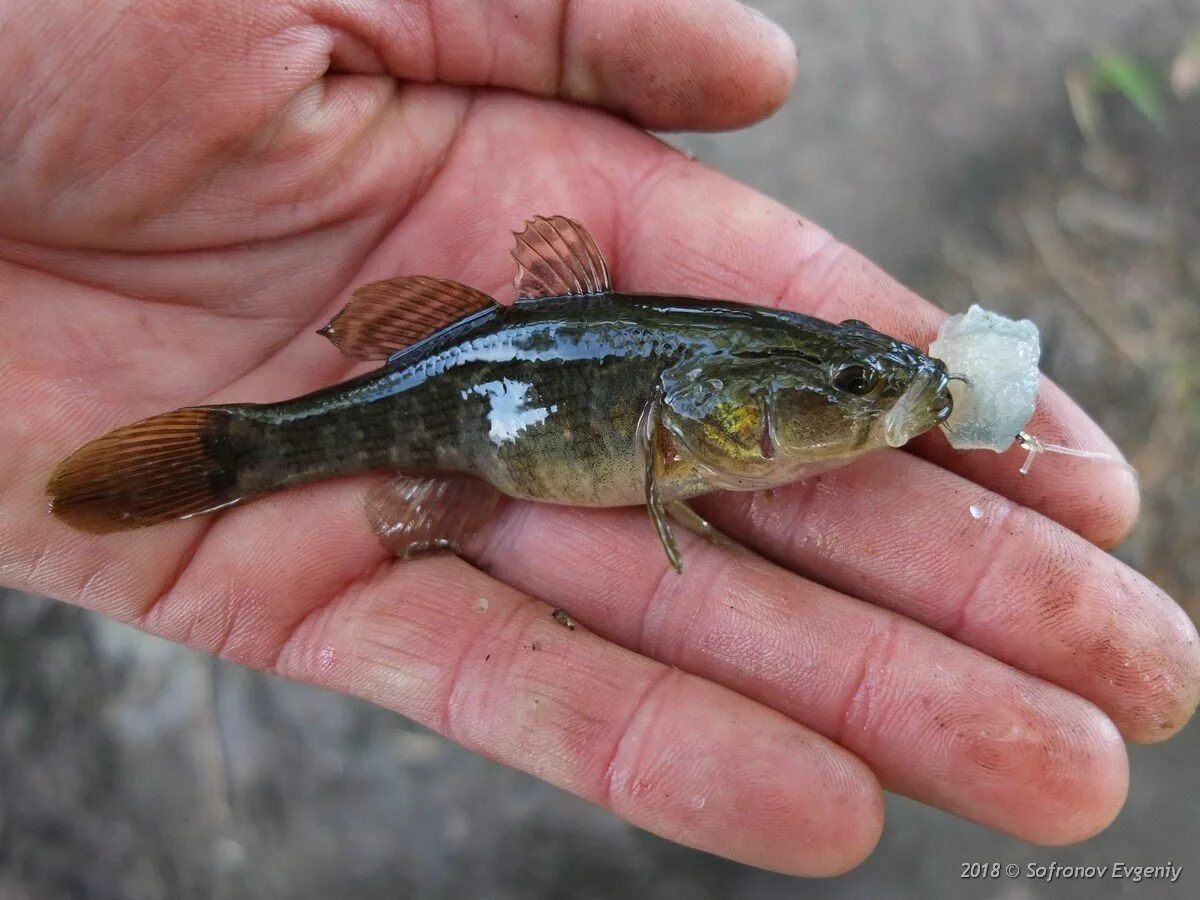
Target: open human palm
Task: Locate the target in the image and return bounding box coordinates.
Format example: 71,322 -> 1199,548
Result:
1,0 -> 1196,876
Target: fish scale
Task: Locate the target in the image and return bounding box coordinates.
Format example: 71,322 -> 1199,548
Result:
47,215 -> 952,569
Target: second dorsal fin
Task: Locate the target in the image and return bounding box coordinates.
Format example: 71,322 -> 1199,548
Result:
318,276 -> 497,361
512,215 -> 612,300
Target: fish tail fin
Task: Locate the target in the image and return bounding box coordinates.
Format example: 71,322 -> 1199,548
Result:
48,405 -> 269,533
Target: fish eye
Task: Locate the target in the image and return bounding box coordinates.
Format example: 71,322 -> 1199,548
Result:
834,363 -> 880,395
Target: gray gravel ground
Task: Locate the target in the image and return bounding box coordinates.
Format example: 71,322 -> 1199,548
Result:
3,1 -> 1198,897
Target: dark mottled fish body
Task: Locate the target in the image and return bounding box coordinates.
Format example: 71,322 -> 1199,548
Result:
221,296 -> 680,505
48,216 -> 953,567
221,295 -> 897,506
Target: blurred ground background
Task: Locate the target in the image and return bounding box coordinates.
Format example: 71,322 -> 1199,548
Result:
2,1 -> 1198,897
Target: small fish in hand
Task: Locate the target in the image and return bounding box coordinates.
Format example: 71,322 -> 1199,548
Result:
47,216 -> 956,571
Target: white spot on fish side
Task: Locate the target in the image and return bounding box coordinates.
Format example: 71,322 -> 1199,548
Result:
969,503 -> 985,520
473,596 -> 489,614
469,379 -> 554,444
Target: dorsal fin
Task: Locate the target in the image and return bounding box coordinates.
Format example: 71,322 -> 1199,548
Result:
318,276 -> 496,361
511,215 -> 612,300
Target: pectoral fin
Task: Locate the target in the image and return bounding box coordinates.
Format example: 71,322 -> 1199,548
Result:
666,501 -> 736,550
365,473 -> 505,559
638,395 -> 683,573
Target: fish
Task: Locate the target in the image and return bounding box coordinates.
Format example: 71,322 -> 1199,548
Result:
47,215 -> 954,570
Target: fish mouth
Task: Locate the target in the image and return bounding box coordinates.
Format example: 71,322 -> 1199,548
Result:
940,374 -> 968,422
883,365 -> 953,447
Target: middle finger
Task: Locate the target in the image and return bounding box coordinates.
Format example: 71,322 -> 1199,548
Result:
466,500 -> 1128,844
694,451 -> 1200,744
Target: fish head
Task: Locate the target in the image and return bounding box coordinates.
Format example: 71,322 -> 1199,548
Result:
766,319 -> 954,459
659,319 -> 953,484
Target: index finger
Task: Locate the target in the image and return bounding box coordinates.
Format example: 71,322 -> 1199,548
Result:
313,0 -> 798,130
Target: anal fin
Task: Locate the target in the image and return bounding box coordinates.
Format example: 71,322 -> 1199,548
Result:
366,473 -> 505,559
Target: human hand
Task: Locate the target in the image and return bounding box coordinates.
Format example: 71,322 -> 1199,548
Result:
2,0 -> 1197,877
